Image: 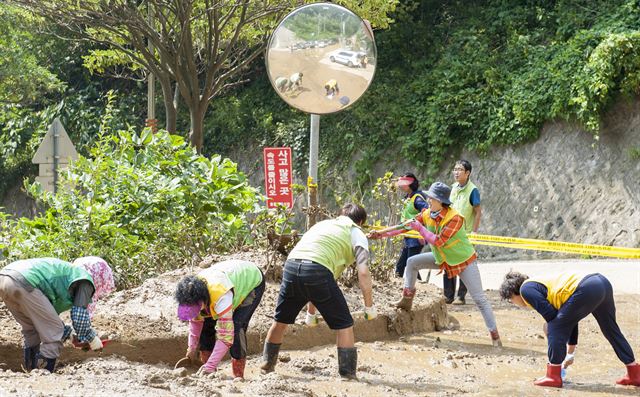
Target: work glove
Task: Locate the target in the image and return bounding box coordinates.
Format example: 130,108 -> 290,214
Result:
305,312 -> 319,327
88,335 -> 104,351
186,348 -> 198,362
364,306 -> 377,320
562,353 -> 575,369
196,365 -> 216,377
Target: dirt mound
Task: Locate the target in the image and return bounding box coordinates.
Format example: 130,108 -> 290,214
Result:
0,251 -> 448,373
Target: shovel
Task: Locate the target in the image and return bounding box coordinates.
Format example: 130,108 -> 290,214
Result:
174,357 -> 200,370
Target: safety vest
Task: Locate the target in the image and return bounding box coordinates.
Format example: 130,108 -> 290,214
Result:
401,191 -> 426,222
288,216 -> 357,279
521,272 -> 587,309
423,208 -> 475,266
197,260 -> 263,320
450,181 -> 477,233
3,258 -> 94,314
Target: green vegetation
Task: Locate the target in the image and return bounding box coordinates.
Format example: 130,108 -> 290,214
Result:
0,130 -> 260,288
205,0 -> 640,186
2,1 -> 640,286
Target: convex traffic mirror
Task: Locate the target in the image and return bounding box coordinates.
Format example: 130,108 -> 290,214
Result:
266,3 -> 376,114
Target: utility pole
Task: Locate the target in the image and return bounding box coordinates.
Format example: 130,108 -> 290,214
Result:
146,1 -> 157,132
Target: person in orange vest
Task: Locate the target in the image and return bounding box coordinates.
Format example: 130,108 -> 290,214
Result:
175,259 -> 265,379
500,271 -> 640,388
369,182 -> 501,347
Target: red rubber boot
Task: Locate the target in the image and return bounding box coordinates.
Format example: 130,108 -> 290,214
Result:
616,363 -> 640,386
199,350 -> 212,364
534,363 -> 563,388
232,358 -> 246,379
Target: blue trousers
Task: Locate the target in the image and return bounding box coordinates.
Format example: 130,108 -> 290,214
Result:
395,244 -> 423,278
547,273 -> 635,364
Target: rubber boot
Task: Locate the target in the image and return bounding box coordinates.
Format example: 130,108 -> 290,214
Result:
260,342 -> 281,374
35,354 -> 57,373
490,329 -> 503,347
393,288 -> 416,311
199,350 -> 212,364
337,347 -> 357,380
534,363 -> 562,388
616,363 -> 640,386
232,358 -> 246,379
22,345 -> 40,371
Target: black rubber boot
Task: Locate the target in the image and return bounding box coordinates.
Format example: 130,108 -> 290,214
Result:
337,347 -> 357,379
22,345 -> 40,371
35,353 -> 57,373
259,342 -> 281,374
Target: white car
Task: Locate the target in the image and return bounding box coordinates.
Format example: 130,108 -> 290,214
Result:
328,50 -> 364,68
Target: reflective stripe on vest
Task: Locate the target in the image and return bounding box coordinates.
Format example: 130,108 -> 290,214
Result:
521,272 -> 588,310
450,181 -> 477,233
198,260 -> 263,320
287,216 -> 356,279
4,258 -> 94,314
423,208 -> 475,266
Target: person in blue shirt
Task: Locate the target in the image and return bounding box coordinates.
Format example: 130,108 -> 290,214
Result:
394,173 -> 428,278
444,160 -> 481,304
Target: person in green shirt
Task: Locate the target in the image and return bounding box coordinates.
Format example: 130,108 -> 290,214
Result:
444,160 -> 481,305
260,203 -> 377,380
0,257 -> 115,372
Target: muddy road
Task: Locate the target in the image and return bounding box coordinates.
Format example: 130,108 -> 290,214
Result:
1,257 -> 639,396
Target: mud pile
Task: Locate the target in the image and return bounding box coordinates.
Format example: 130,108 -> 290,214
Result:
0,251 -> 448,373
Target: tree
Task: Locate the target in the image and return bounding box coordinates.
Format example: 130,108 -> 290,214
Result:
10,0 -> 397,152
0,5 -> 65,104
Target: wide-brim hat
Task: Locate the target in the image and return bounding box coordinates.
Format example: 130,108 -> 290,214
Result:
425,182 -> 452,205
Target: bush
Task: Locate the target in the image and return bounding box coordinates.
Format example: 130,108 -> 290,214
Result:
0,129 -> 261,288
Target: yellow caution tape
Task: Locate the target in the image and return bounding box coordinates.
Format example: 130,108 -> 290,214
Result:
378,229 -> 640,259
307,176 -> 317,188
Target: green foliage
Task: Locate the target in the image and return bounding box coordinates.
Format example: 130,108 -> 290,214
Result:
0,5 -> 65,104
205,0 -> 640,186
0,88 -> 144,199
0,130 -> 261,288
365,172 -> 404,281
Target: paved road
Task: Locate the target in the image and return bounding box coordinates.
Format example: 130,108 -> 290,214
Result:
420,259 -> 640,294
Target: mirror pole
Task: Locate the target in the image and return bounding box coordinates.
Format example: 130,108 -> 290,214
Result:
307,114 -> 320,228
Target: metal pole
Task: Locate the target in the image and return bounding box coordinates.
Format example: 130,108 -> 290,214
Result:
53,123 -> 59,194
307,114 -> 320,228
147,1 -> 156,131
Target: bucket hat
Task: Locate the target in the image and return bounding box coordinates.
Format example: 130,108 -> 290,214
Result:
425,182 -> 452,205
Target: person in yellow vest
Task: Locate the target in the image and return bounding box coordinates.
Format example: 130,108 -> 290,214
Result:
175,259 -> 265,379
394,173 -> 428,278
260,203 -> 376,379
500,271 -> 639,388
444,160 -> 481,305
324,79 -> 340,97
370,182 -> 501,347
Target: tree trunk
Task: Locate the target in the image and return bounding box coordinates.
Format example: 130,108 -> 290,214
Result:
189,105 -> 206,153
158,77 -> 177,133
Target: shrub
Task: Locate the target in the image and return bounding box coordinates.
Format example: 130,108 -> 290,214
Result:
0,129 -> 261,288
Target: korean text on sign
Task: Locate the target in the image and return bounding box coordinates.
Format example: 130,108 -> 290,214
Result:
263,147 -> 293,208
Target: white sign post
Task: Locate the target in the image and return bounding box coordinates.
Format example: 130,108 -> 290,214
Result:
32,118 -> 78,193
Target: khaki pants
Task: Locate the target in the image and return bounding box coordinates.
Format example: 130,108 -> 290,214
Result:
0,275 -> 64,359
